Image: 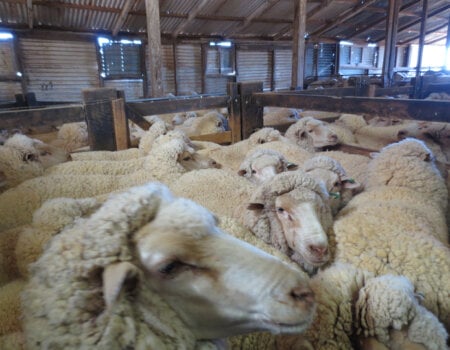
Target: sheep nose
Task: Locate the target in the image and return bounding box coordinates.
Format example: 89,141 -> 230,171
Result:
329,133 -> 338,142
290,286 -> 315,304
308,244 -> 328,257
211,160 -> 221,168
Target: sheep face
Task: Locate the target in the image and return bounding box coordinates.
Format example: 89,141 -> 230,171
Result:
178,149 -> 221,170
238,152 -> 298,184
286,118 -> 338,150
274,192 -> 329,268
134,198 -> 316,339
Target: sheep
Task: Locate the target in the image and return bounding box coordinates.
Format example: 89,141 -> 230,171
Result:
317,150 -> 370,185
332,138 -> 450,331
0,226 -> 22,285
0,138 -> 219,231
229,264 -> 448,349
171,111 -> 198,125
175,111 -> 227,137
22,182 -> 316,349
240,170 -> 333,275
198,127 -> 286,171
302,155 -> 361,215
237,149 -> 298,184
285,116 -> 339,150
263,107 -> 300,127
0,279 -> 26,336
51,121 -> 88,152
70,117 -> 173,162
354,122 -> 415,150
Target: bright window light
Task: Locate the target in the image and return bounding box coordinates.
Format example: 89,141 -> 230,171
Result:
120,39 -> 141,45
16,72 -> 22,77
446,47 -> 450,70
97,37 -> 110,46
209,41 -> 232,47
367,43 -> 377,48
0,32 -> 13,40
340,40 -> 353,46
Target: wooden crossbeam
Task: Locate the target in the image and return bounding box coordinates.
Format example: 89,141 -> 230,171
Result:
172,0 -> 210,38
112,0 -> 136,36
26,0 -> 33,29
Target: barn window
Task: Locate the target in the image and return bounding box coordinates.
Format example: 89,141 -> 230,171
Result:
97,37 -> 143,79
206,41 -> 235,76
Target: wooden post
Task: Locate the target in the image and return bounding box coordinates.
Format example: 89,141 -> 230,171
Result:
291,0 -> 307,90
173,41 -> 178,95
382,0 -> 401,88
227,82 -> 242,143
413,0 -> 429,99
238,81 -> 263,139
145,0 -> 164,97
111,98 -> 130,150
82,88 -> 117,151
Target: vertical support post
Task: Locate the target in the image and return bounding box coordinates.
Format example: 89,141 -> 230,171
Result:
145,0 -> 164,97
291,0 -> 307,90
227,82 -> 242,143
140,44 -> 148,97
270,48 -> 275,91
238,81 -> 263,140
82,88 -> 117,151
173,40 -> 178,95
13,35 -> 27,95
382,0 -> 401,87
94,39 -> 104,88
111,98 -> 130,150
414,0 -> 429,99
201,43 -> 206,94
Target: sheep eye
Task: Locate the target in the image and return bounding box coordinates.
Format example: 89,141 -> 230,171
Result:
259,139 -> 265,144
251,169 -> 257,174
158,261 -> 183,275
217,121 -> 223,127
276,207 -> 284,213
308,129 -> 314,133
23,153 -> 37,162
182,156 -> 191,161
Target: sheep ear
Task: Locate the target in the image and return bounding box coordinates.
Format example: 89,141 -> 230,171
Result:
286,162 -> 298,171
237,169 -> 247,177
342,177 -> 361,190
247,202 -> 265,211
103,262 -> 140,310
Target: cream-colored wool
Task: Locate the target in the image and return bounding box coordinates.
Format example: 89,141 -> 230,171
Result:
251,140 -> 314,164
263,107 -> 300,127
0,227 -> 22,285
71,147 -> 141,161
171,168 -> 255,218
285,117 -> 338,150
15,197 -> 99,279
0,138 -> 213,231
333,139 -> 450,331
334,113 -> 368,133
354,123 -> 410,150
0,331 -> 25,350
175,111 -> 226,137
52,121 -> 88,152
240,170 -> 333,274
317,150 -> 370,185
0,279 -> 26,335
326,122 -> 357,144
198,127 -> 286,171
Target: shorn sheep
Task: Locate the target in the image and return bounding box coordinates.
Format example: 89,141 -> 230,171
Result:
22,182 -> 316,349
0,138 -> 219,231
285,116 -> 339,150
333,138 -> 450,332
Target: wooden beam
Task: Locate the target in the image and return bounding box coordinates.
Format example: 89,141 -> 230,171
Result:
253,92 -> 450,122
413,0 -> 429,98
0,104 -> 84,133
227,82 -> 242,143
399,22 -> 450,45
172,0 -> 210,38
311,0 -> 378,38
26,0 -> 33,29
112,0 -> 136,36
382,0 -> 401,88
291,0 -> 307,90
111,98 -> 130,150
145,0 -> 164,97
83,88 -> 118,151
190,131 -> 232,144
227,0 -> 282,35
239,82 -> 264,139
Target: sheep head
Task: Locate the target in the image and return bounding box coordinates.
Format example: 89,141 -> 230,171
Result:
244,171 -> 333,275
285,117 -> 338,150
238,149 -> 298,184
303,155 -> 361,215
248,127 -> 284,147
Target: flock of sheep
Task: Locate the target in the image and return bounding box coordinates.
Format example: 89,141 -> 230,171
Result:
0,105 -> 449,349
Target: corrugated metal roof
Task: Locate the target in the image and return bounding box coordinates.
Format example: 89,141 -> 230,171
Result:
0,0 -> 447,46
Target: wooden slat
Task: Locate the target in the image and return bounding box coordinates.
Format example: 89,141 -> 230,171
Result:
227,82 -> 241,143
0,104 -> 84,132
253,92 -> 450,122
382,0 -> 401,87
112,0 -> 136,36
111,98 -> 130,150
172,0 -> 210,38
239,81 -> 263,139
145,0 -> 164,97
291,0 -> 307,90
26,0 -> 33,29
127,95 -> 229,116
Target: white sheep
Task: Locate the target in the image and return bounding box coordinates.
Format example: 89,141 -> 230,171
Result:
285,116 -> 339,150
240,170 -> 333,275
237,148 -> 298,184
0,138 -> 219,231
263,107 -> 300,127
175,111 -> 227,136
332,138 -> 450,331
22,182 -> 316,349
198,127 -> 287,171
52,121 -> 88,152
229,263 -> 448,349
302,155 -> 362,215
